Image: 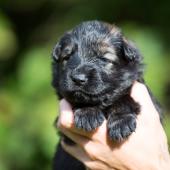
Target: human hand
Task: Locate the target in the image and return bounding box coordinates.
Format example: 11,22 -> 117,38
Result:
57,82 -> 170,170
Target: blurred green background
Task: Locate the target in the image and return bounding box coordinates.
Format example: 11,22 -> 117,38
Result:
0,0 -> 170,170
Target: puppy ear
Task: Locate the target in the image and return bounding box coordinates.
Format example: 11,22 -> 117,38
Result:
52,43 -> 61,62
52,32 -> 74,62
122,38 -> 141,62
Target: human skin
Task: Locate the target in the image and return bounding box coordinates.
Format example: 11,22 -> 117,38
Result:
57,82 -> 170,170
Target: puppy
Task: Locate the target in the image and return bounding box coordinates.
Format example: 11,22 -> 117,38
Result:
51,21 -> 161,170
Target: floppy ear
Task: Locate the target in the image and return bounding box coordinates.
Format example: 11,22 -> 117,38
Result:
122,38 -> 141,62
52,43 -> 61,62
52,32 -> 74,62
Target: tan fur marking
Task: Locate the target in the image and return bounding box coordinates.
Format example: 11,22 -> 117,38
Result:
104,52 -> 117,61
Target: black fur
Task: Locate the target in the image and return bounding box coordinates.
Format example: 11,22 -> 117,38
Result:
51,21 -> 161,170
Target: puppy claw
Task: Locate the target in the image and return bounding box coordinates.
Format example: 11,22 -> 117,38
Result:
107,114 -> 136,141
74,108 -> 105,131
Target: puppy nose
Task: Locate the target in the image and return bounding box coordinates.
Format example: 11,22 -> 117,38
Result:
71,73 -> 87,85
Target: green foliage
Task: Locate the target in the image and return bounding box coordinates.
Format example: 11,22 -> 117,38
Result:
0,47 -> 59,170
18,47 -> 52,96
0,12 -> 18,60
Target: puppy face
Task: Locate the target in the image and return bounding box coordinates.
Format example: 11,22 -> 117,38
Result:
52,21 -> 143,104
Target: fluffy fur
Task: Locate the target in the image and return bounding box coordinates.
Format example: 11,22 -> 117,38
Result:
51,21 -> 161,170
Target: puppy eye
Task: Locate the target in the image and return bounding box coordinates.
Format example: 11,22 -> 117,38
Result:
62,54 -> 70,61
100,57 -> 111,63
61,44 -> 77,62
61,49 -> 74,62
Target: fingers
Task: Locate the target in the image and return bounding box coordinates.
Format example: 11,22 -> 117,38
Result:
60,125 -> 103,158
61,141 -> 113,170
60,126 -> 90,147
60,125 -> 116,165
61,140 -> 91,162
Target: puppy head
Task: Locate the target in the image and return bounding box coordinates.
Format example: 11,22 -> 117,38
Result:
52,21 -> 143,104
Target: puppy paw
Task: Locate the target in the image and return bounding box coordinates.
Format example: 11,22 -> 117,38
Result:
74,107 -> 105,131
107,114 -> 136,141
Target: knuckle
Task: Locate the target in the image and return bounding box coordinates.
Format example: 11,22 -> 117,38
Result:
58,114 -> 73,129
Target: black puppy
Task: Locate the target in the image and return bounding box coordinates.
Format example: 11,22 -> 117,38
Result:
52,21 -> 160,170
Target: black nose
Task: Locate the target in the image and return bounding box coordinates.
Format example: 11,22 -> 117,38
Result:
71,73 -> 87,85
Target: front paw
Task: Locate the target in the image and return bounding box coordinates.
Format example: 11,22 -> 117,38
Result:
107,114 -> 136,141
74,108 -> 105,131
